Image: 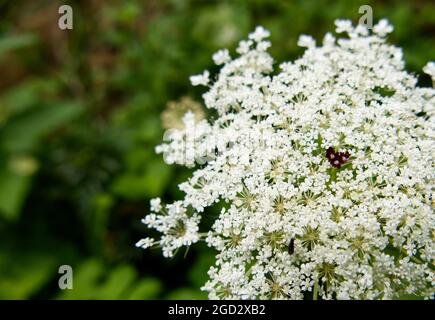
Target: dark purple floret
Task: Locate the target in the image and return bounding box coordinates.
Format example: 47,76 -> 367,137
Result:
326,147 -> 350,168
326,147 -> 336,161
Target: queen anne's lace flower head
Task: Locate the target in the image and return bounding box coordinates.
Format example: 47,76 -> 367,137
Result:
138,19 -> 435,300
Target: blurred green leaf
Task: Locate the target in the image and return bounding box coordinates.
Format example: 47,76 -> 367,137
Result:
58,259 -> 162,299
0,34 -> 38,57
166,287 -> 207,300
0,101 -> 84,153
0,79 -> 58,124
58,259 -> 105,299
0,249 -> 57,299
97,264 -> 137,299
126,278 -> 162,299
0,166 -> 32,220
112,159 -> 172,199
188,252 -> 215,288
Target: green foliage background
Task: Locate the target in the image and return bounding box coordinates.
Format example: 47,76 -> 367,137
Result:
0,0 -> 433,299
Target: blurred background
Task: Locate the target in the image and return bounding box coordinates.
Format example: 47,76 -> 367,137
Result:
0,0 -> 433,299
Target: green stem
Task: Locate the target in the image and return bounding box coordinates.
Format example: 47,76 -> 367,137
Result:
410,255 -> 424,265
313,278 -> 319,300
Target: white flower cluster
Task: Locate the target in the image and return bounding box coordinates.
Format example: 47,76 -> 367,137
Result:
138,21 -> 435,300
138,200 -> 200,257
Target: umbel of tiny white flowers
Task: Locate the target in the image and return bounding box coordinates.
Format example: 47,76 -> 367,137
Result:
137,21 -> 435,300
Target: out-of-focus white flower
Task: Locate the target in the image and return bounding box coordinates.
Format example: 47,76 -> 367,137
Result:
335,19 -> 353,33
373,19 -> 393,37
423,61 -> 435,80
354,24 -> 369,36
213,49 -> 231,65
190,70 -> 210,86
236,39 -> 253,55
150,198 -> 162,212
257,40 -> 271,51
322,32 -> 335,47
297,34 -> 316,48
161,96 -> 205,130
249,26 -> 270,42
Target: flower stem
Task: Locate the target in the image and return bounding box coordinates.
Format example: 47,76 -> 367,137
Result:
313,278 -> 319,300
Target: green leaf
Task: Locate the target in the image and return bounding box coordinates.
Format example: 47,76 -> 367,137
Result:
126,278 -> 162,300
142,160 -> 172,197
58,259 -> 105,300
97,264 -> 137,299
188,252 -> 215,288
0,166 -> 32,220
112,159 -> 172,199
0,101 -> 84,153
166,287 -> 207,300
373,86 -> 396,97
89,193 -> 114,250
58,260 -> 162,300
0,249 -> 57,299
0,79 -> 58,119
0,34 -> 38,57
